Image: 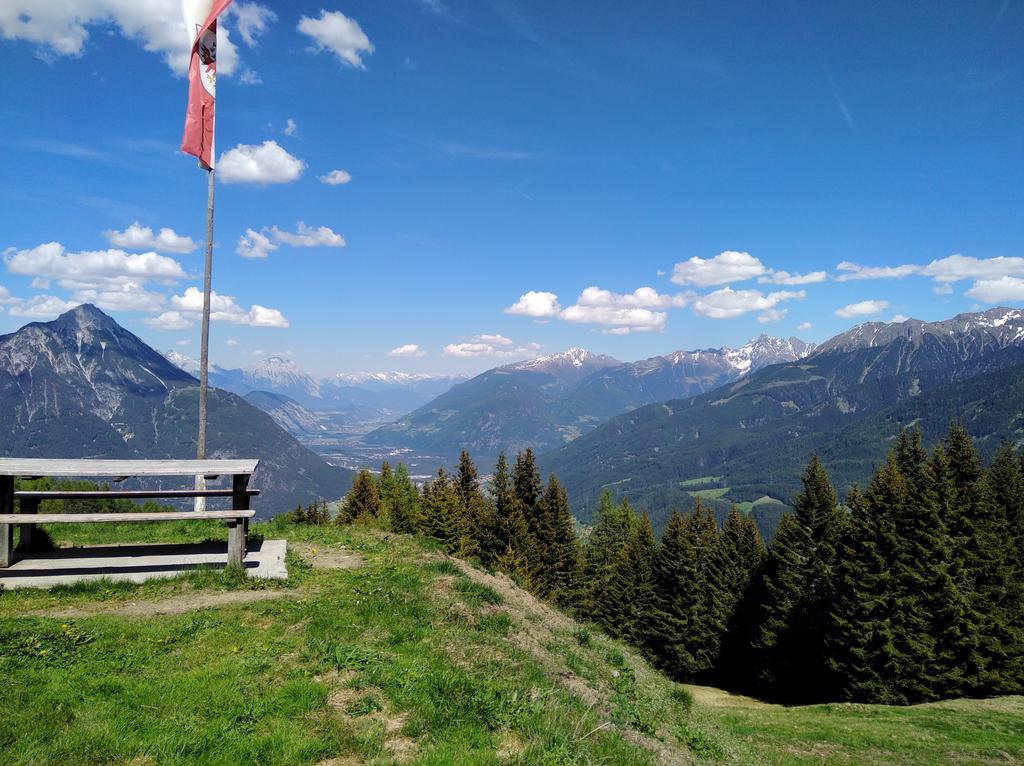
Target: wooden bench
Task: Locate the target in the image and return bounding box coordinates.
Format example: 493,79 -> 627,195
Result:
0,459 -> 259,569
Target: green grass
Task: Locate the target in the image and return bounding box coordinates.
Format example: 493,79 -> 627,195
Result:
704,695 -> 1024,765
686,487 -> 731,500
2,520 -> 1023,765
734,495 -> 787,514
678,475 -> 724,487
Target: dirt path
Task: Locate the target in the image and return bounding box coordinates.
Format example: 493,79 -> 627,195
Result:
27,588 -> 303,619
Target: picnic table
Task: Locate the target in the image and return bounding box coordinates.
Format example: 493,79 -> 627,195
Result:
0,459 -> 259,568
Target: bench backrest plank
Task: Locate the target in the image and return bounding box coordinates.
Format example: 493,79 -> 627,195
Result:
0,458 -> 258,478
0,511 -> 255,523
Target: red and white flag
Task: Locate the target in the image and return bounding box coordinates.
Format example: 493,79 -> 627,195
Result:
180,0 -> 234,170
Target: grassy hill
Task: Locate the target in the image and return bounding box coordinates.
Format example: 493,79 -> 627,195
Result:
2,522 -> 1023,765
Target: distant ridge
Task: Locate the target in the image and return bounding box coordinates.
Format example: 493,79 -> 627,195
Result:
364,335 -> 813,463
162,350 -> 465,414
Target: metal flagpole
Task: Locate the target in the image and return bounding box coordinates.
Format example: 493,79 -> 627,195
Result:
195,165 -> 215,510
181,0 -> 229,511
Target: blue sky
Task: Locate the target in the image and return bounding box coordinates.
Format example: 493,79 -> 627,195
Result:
1,0 -> 1021,375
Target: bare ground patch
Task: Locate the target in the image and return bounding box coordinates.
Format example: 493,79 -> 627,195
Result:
292,543 -> 363,570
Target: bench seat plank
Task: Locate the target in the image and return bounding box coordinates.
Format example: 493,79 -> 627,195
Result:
15,489 -> 260,500
0,511 -> 255,524
0,458 -> 259,478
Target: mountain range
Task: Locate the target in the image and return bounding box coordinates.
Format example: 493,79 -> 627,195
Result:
164,350 -> 465,415
0,306 -> 352,517
363,336 -> 816,464
542,307 -> 1024,538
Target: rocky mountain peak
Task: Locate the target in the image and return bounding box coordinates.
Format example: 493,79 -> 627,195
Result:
814,307 -> 1024,356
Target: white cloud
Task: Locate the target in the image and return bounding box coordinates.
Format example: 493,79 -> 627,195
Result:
297,9 -> 374,69
284,118 -> 297,137
103,221 -> 196,253
0,285 -> 16,305
218,141 -> 305,185
175,338 -> 191,346
0,0 -> 275,76
70,281 -> 165,312
167,286 -> 289,328
759,269 -> 827,286
505,291 -> 561,318
964,276 -> 1024,303
558,286 -> 690,333
9,295 -> 78,319
236,228 -> 278,259
797,321 -> 812,331
237,222 -> 344,258
5,241 -> 186,287
836,255 -> 1024,287
144,310 -> 192,331
319,169 -> 353,185
835,262 -> 919,281
270,222 -> 345,248
225,338 -> 240,347
239,68 -> 262,85
891,314 -> 909,323
835,299 -> 891,319
443,334 -> 538,358
231,3 -> 276,47
922,254 -> 1024,283
692,288 -> 805,319
671,251 -> 765,287
934,283 -> 954,296
757,308 -> 788,324
389,343 -> 426,358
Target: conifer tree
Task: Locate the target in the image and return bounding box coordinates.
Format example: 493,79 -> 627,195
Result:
989,443 -> 1024,555
646,509 -> 693,673
581,493 -> 637,625
717,507 -> 766,685
605,511 -> 656,643
688,501 -> 729,676
888,430 -> 963,700
928,441 -> 979,697
377,461 -> 398,531
337,469 -> 381,525
489,453 -> 533,580
419,467 -> 465,547
826,469 -> 903,703
753,455 -> 845,701
389,463 -> 421,534
534,475 -> 581,604
453,451 -> 486,559
513,448 -> 544,538
943,427 -> 1024,693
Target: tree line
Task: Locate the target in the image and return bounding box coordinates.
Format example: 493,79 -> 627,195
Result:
303,425 -> 1024,704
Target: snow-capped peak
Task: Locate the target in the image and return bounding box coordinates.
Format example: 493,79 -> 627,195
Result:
163,349 -> 200,375
510,348 -> 619,372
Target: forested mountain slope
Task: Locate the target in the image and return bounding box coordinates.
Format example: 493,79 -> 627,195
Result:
544,308 -> 1024,534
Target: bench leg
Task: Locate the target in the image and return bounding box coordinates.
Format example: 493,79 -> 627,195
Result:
227,520 -> 245,567
16,498 -> 39,554
0,477 -> 13,567
0,523 -> 13,568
